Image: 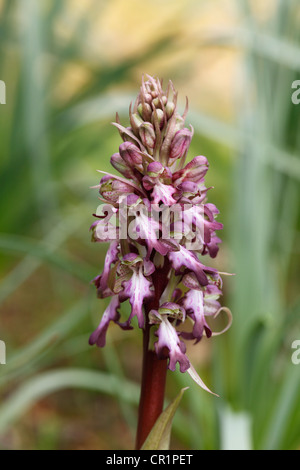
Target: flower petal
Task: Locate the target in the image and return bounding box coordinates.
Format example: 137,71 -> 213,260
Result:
168,245 -> 216,286
183,289 -> 212,341
120,266 -> 154,328
154,315 -> 190,373
96,241 -> 119,297
186,364 -> 218,396
89,295 -> 120,347
151,181 -> 177,206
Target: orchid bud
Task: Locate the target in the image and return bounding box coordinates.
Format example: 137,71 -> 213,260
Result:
173,155 -> 209,186
130,112 -> 144,135
152,97 -> 162,109
169,128 -> 192,163
179,181 -> 199,196
147,161 -> 164,177
119,142 -> 143,171
152,108 -> 165,130
139,122 -> 156,151
137,102 -> 152,121
143,92 -> 152,103
99,177 -> 133,203
165,101 -> 175,119
110,152 -> 135,179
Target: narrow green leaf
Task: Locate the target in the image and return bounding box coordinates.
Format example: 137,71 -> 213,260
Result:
141,387 -> 188,450
0,298 -> 89,380
261,365 -> 300,450
0,368 -> 139,435
0,234 -> 92,282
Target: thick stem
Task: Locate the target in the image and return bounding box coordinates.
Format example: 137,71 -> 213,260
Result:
135,263 -> 170,450
135,331 -> 167,450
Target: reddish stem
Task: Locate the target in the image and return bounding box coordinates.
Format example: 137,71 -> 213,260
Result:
135,263 -> 170,450
135,336 -> 167,449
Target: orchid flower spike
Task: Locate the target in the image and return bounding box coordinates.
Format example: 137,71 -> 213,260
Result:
89,75 -> 232,393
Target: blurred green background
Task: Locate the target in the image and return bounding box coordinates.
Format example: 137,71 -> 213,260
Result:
0,0 -> 299,450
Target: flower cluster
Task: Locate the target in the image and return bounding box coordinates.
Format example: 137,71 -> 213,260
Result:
89,75 -> 231,392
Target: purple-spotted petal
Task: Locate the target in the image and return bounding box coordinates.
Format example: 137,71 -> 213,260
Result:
168,245 -> 216,286
120,266 -> 154,328
154,315 -> 190,373
183,289 -> 212,341
97,241 -> 119,297
132,210 -> 170,256
204,284 -> 222,316
150,181 -> 177,206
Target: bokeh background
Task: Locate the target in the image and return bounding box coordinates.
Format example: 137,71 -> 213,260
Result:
0,0 -> 299,450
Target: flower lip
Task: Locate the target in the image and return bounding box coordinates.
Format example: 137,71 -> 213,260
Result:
89,295 -> 120,348
153,312 -> 190,373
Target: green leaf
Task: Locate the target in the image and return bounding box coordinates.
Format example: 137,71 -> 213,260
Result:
141,387 -> 188,451
0,368 -> 140,435
0,298 -> 89,381
0,233 -> 92,283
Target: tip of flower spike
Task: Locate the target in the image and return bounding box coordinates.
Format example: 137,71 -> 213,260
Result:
89,74 -> 231,399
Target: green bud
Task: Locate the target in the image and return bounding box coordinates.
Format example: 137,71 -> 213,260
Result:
138,102 -> 152,121
139,122 -> 156,151
152,97 -> 161,109
166,101 -> 175,119
174,114 -> 185,132
152,108 -> 165,129
130,112 -> 144,136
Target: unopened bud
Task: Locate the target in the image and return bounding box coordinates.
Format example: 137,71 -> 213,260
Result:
173,155 -> 209,186
152,108 -> 165,129
184,156 -> 208,182
138,102 -> 152,121
110,153 -> 135,179
165,101 -> 175,119
179,181 -> 199,196
130,112 -> 144,135
169,128 -> 192,162
152,97 -> 162,109
147,161 -> 164,177
144,93 -> 152,103
119,142 -> 144,171
99,177 -> 133,203
139,123 -> 156,151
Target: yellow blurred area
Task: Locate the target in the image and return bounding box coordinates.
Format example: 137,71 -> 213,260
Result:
50,0 -> 279,119
52,0 -> 244,117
